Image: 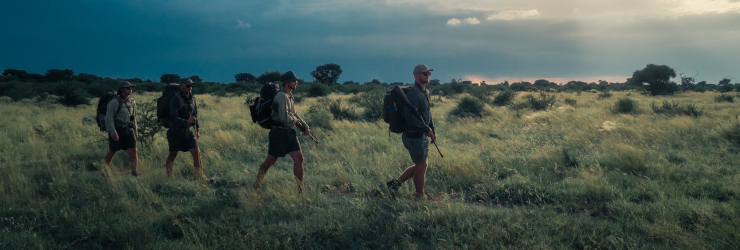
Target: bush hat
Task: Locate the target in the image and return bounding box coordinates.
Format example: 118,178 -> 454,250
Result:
179,77 -> 194,85
413,64 -> 433,74
118,81 -> 136,88
281,71 -> 299,83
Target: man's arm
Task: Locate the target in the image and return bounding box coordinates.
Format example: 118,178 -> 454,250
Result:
105,99 -> 119,137
169,95 -> 188,128
275,93 -> 297,128
403,91 -> 431,134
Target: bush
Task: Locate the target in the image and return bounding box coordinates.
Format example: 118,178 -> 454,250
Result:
136,100 -> 163,147
718,84 -> 734,93
492,90 -> 516,106
564,97 -> 577,106
357,89 -> 384,121
307,83 -> 329,97
450,96 -> 484,118
597,91 -> 612,99
715,94 -> 734,103
524,92 -> 556,111
650,101 -> 703,117
55,82 -> 92,106
305,105 -> 333,130
721,116 -> 740,146
325,99 -> 359,121
613,97 -> 639,114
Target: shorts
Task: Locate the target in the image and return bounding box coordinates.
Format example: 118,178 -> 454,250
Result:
268,128 -> 301,158
402,133 -> 429,164
109,128 -> 137,151
167,129 -> 198,152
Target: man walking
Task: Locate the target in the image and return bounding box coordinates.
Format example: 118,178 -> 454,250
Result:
164,77 -> 205,179
104,81 -> 139,176
253,71 -> 310,192
387,64 -> 437,199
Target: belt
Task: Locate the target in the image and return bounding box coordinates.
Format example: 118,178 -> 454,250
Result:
404,130 -> 423,138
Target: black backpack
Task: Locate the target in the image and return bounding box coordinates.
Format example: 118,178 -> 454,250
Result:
157,84 -> 181,128
382,85 -> 412,134
96,93 -> 124,132
249,82 -> 281,129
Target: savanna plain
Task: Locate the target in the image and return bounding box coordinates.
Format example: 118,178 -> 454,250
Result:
1,90 -> 739,249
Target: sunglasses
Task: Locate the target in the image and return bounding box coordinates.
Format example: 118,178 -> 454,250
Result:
122,87 -> 132,90
185,84 -> 194,88
419,72 -> 431,76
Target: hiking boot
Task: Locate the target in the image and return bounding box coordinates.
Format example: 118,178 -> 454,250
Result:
386,179 -> 400,197
131,172 -> 138,177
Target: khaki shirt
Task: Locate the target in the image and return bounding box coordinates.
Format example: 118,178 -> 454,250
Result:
105,96 -> 137,136
271,90 -> 307,130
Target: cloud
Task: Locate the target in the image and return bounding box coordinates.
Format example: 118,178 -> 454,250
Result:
236,20 -> 251,28
447,17 -> 480,26
486,9 -> 540,21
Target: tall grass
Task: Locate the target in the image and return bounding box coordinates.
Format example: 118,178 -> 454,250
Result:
1,91 -> 739,249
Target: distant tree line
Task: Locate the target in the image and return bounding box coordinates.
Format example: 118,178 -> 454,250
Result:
1,64 -> 737,106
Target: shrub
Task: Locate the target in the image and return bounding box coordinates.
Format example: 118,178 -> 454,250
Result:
357,89 -> 384,121
715,94 -> 734,103
136,100 -> 163,147
564,97 -> 577,106
524,92 -> 556,111
307,83 -> 330,97
650,101 -> 703,117
718,84 -> 734,93
54,82 -> 92,106
326,99 -> 359,121
450,96 -> 484,118
305,105 -> 333,130
613,97 -> 639,114
597,91 -> 612,99
492,90 -> 516,106
720,116 -> 740,146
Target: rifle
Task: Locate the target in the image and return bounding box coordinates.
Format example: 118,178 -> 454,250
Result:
296,122 -> 319,144
390,85 -> 443,158
192,95 -> 199,139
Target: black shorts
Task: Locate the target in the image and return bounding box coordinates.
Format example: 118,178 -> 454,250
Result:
109,128 -> 137,151
268,128 -> 301,158
167,129 -> 198,152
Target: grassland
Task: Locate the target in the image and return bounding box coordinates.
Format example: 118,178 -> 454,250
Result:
1,90 -> 739,249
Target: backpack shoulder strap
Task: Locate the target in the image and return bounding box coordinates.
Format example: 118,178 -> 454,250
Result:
113,96 -> 125,119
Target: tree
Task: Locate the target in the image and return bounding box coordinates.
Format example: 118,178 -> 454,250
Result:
235,72 -> 256,83
160,73 -> 180,84
189,75 -> 204,83
45,69 -> 75,82
629,64 -> 678,95
719,77 -> 732,85
257,71 -> 281,83
311,63 -> 343,85
2,69 -> 29,77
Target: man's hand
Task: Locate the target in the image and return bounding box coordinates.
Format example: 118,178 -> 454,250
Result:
187,116 -> 197,125
196,132 -> 200,139
112,134 -> 120,141
302,127 -> 310,136
426,130 -> 436,143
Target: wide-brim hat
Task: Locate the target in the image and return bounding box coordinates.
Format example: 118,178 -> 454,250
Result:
413,64 -> 433,74
118,81 -> 136,88
281,71 -> 300,83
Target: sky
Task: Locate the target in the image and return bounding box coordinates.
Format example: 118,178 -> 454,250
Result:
1,0 -> 739,85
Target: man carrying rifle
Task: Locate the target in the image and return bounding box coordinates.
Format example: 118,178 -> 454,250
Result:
253,71 -> 310,192
387,64 -> 437,199
164,77 -> 205,179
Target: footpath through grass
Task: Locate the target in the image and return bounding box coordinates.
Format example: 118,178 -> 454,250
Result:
1,91 -> 739,249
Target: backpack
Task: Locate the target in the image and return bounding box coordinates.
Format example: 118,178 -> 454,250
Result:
249,82 -> 281,129
96,93 -> 124,132
382,85 -> 412,134
157,84 -> 181,128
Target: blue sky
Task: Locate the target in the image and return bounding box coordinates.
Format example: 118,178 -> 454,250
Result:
1,0 -> 739,84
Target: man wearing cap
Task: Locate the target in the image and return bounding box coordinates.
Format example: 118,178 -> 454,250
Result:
104,81 -> 139,176
164,77 -> 205,179
387,64 -> 437,199
253,71 -> 310,192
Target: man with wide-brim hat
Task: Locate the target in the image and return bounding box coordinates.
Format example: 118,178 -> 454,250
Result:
253,71 -> 310,192
164,77 -> 205,179
104,81 -> 139,176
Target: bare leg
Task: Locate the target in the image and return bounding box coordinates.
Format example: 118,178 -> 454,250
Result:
189,148 -> 203,179
104,151 -> 117,166
397,159 -> 428,197
127,148 -> 138,175
288,150 -> 305,191
254,155 -> 278,189
165,151 -> 178,177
